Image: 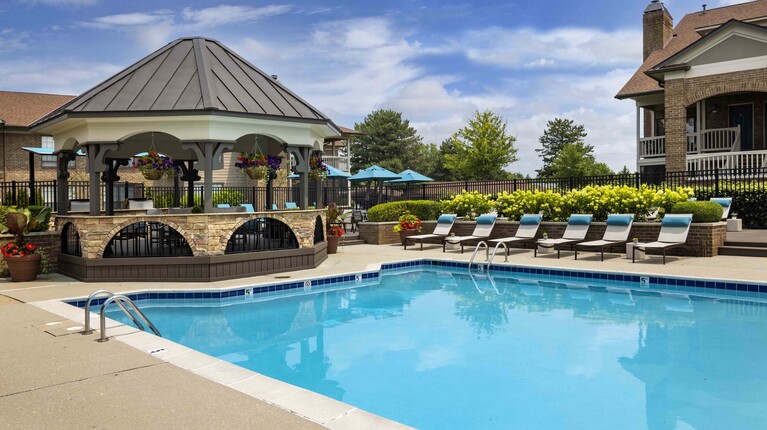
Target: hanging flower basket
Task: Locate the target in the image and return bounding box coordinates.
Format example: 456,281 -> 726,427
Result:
309,170 -> 323,181
236,152 -> 282,182
309,154 -> 330,181
132,151 -> 179,181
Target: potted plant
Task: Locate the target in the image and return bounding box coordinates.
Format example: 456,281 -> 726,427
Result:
309,153 -> 330,181
326,202 -> 344,254
393,211 -> 421,246
235,152 -> 281,181
132,151 -> 179,180
1,207 -> 50,282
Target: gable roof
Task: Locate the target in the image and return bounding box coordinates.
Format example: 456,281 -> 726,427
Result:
32,37 -> 335,128
0,91 -> 74,127
616,0 -> 767,99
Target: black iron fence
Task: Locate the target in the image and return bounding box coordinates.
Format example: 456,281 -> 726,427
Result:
1,168 -> 766,210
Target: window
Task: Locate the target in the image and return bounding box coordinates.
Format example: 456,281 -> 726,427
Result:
40,136 -> 75,168
41,136 -> 56,167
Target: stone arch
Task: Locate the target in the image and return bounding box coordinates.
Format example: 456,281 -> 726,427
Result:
685,81 -> 767,107
96,217 -> 199,257
224,216 -> 299,254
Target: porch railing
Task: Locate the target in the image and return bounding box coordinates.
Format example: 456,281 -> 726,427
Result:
687,149 -> 767,171
323,156 -> 350,172
639,126 -> 742,160
639,136 -> 665,158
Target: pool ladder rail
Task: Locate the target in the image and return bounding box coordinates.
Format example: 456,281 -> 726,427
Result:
82,289 -> 161,342
469,241 -> 510,271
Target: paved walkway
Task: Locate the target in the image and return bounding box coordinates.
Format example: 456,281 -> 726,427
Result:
3,243 -> 767,428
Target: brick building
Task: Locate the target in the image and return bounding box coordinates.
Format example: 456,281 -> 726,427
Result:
617,0 -> 767,173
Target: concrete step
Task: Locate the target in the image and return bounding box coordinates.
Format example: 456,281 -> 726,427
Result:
724,241 -> 767,248
718,245 -> 767,257
340,239 -> 365,246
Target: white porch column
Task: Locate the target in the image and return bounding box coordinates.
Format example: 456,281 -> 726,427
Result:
696,101 -> 702,154
636,106 -> 641,172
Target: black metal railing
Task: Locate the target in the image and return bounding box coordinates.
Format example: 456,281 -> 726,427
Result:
225,218 -> 299,254
104,222 -> 193,258
60,222 -> 82,257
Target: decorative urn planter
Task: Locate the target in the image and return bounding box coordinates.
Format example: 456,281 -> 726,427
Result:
327,235 -> 341,254
5,254 -> 41,282
398,229 -> 419,246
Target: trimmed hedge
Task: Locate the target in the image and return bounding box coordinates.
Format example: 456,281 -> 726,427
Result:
695,189 -> 766,228
367,200 -> 441,222
668,201 -> 723,223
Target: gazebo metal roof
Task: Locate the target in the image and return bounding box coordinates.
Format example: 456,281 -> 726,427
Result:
31,37 -> 338,130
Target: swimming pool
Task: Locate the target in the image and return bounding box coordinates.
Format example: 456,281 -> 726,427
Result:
99,263 -> 767,429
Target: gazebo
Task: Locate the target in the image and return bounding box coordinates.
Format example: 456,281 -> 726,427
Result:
29,37 -> 341,281
31,36 -> 340,215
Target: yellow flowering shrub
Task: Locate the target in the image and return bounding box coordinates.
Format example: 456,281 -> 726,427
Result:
440,190 -> 495,220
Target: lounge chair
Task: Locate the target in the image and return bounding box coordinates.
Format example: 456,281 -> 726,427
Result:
216,204 -> 230,208
443,214 -> 498,253
710,197 -> 732,219
271,203 -> 278,210
632,213 -> 692,264
240,203 -> 255,212
488,214 -> 542,257
405,214 -> 457,250
574,214 -> 635,261
285,202 -> 298,209
535,214 -> 593,258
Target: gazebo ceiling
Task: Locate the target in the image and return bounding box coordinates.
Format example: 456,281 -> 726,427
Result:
30,37 -> 341,149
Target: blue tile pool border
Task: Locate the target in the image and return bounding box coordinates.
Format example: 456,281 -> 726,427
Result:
65,259 -> 767,308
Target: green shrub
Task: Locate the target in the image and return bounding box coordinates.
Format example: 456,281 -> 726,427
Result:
668,201 -> 723,223
28,205 -> 52,231
440,191 -> 494,220
367,200 -> 441,222
191,206 -> 204,214
695,189 -> 766,228
212,190 -> 244,206
3,189 -> 44,207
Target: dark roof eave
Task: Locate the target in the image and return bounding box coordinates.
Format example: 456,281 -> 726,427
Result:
615,89 -> 665,100
31,110 -> 339,134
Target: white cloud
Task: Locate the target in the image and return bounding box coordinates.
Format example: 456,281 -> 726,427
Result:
716,0 -> 752,6
0,59 -> 122,94
81,11 -> 173,28
459,27 -> 641,69
18,0 -> 97,6
0,29 -> 29,53
180,4 -> 292,27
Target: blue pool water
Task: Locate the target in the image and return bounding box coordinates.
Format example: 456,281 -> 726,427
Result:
104,268 -> 767,429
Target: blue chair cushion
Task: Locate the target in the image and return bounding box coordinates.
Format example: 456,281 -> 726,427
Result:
711,198 -> 731,208
568,214 -> 593,225
606,214 -> 634,226
271,204 -> 278,210
437,214 -> 456,224
662,215 -> 692,227
217,204 -> 230,208
240,204 -> 255,213
519,214 -> 542,225
285,202 -> 298,209
476,214 -> 497,225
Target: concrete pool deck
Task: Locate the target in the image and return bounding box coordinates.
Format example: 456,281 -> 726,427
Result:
3,243 -> 767,428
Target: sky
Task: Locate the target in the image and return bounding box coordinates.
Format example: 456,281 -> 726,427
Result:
0,0 -> 755,175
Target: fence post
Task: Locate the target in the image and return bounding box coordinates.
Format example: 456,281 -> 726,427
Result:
715,168 -> 720,195
464,181 -> 469,191
53,180 -> 57,210
634,172 -> 640,188
422,184 -> 426,200
11,180 -> 16,206
568,177 -> 574,191
513,178 -> 517,192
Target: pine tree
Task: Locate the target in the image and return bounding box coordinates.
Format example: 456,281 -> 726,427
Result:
351,109 -> 422,173
536,118 -> 587,177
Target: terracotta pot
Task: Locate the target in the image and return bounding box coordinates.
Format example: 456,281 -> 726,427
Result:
142,169 -> 164,180
327,235 -> 340,254
398,229 -> 419,246
5,253 -> 41,282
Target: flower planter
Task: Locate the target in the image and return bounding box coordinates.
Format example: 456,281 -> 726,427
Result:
309,170 -> 323,181
141,169 -> 164,180
5,253 -> 41,282
398,229 -> 419,246
244,166 -> 269,181
327,235 -> 341,254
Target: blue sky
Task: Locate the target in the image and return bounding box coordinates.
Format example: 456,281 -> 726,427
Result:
0,0 -> 753,174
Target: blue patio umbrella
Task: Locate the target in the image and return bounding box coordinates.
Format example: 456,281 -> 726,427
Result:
348,165 -> 401,206
386,169 -> 433,184
289,164 -> 351,179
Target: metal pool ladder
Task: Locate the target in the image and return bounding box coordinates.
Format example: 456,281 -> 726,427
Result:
82,289 -> 161,342
469,241 -> 490,271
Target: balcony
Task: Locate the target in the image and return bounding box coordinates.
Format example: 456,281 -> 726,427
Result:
323,155 -> 350,173
637,126 -> 767,169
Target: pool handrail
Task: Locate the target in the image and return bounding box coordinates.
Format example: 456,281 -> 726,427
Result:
97,294 -> 161,342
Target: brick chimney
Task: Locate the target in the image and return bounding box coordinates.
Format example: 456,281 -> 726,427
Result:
643,0 -> 673,61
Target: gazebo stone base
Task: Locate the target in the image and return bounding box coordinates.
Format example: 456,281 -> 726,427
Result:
58,242 -> 327,282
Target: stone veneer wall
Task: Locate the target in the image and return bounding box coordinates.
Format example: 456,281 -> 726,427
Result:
0,231 -> 60,275
360,220 -> 727,257
55,210 -> 325,259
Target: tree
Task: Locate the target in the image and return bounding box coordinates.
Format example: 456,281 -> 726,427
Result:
618,165 -> 632,175
431,138 -> 463,181
536,118 -> 587,177
444,110 -> 519,180
549,142 -> 614,178
351,109 -> 422,173
406,142 -> 440,179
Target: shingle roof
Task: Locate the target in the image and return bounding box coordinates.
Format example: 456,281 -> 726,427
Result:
33,37 -> 333,127
616,0 -> 767,99
0,91 -> 74,127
